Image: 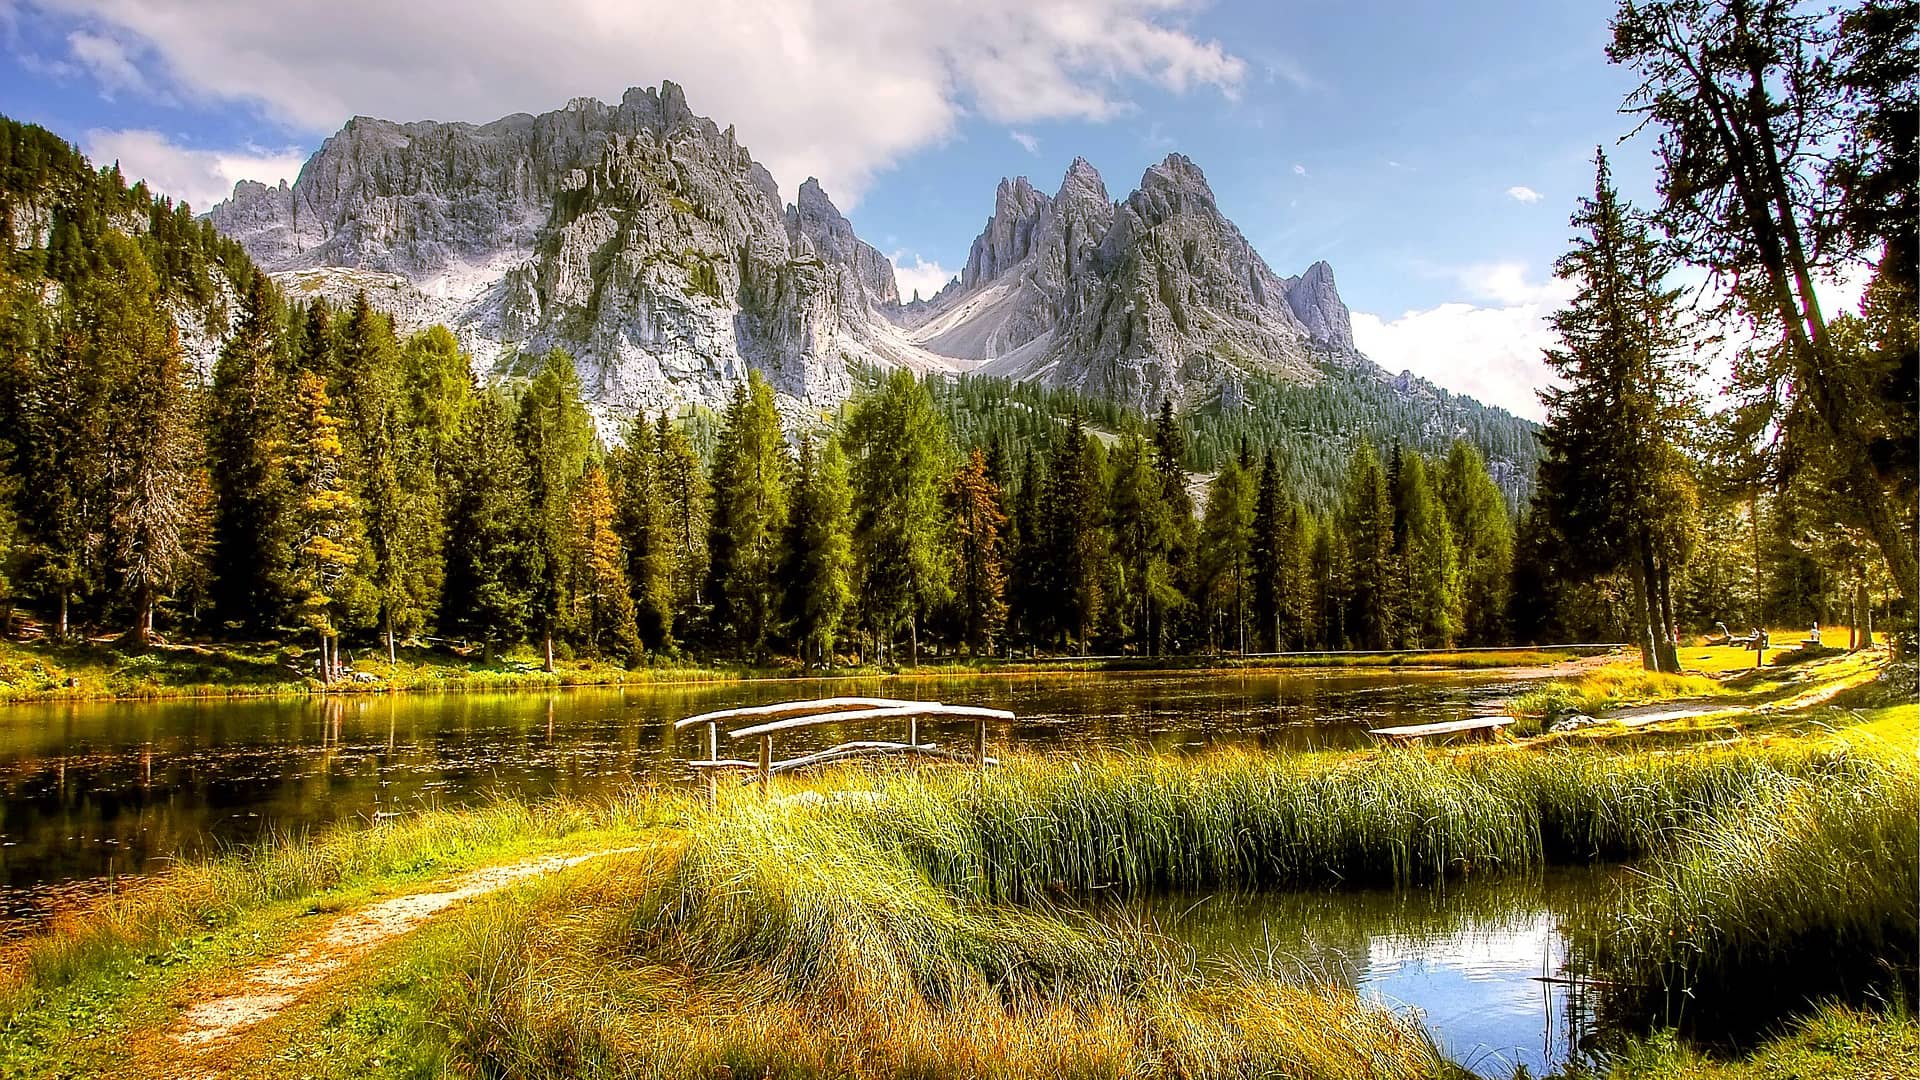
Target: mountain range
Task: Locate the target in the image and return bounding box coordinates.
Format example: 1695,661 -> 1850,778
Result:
207,81 -> 1396,426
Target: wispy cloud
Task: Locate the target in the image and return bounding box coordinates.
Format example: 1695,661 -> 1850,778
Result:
1506,185 -> 1543,204
1009,130 -> 1039,155
1292,163 -> 1306,176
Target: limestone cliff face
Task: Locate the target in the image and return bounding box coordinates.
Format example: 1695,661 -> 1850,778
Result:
209,82 -> 936,424
893,154 -> 1372,410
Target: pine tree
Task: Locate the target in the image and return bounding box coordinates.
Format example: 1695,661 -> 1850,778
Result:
654,412 -> 709,643
1042,410 -> 1105,651
784,434 -> 855,666
1251,449 -> 1285,652
1150,399 -> 1196,653
946,447 -> 1009,655
284,372 -> 370,680
1438,441 -> 1514,643
609,415 -> 675,654
442,391 -> 538,659
1339,442 -> 1395,649
566,462 -> 641,663
1199,458 -> 1254,653
1535,151 -> 1698,670
844,369 -> 953,664
1006,445 -> 1045,650
1392,453 -> 1462,648
706,371 -> 790,658
516,348 -> 594,671
1106,433 -> 1178,655
208,273 -> 292,633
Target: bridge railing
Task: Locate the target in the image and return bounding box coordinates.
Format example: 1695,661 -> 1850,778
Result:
676,697 -> 1015,798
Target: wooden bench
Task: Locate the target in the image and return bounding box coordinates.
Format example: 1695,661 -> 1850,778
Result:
1367,715 -> 1512,744
677,697 -> 1016,798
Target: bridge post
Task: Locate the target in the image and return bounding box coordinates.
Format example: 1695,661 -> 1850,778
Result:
706,721 -> 719,806
909,716 -> 919,748
759,735 -> 772,795
974,718 -> 986,772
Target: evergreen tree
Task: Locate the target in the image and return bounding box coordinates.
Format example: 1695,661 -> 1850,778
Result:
1006,445 -> 1046,649
566,462 -> 641,663
609,415 -> 675,654
1338,442 -> 1396,649
1438,441 -> 1514,643
706,371 -> 790,658
654,412 -> 709,642
208,273 -> 292,633
100,248 -> 203,643
1535,151 -> 1697,670
1041,410 -> 1105,651
442,392 -> 537,659
844,369 -> 953,664
1107,433 -> 1179,655
294,298 -> 335,382
1199,458 -> 1254,653
784,434 -> 855,667
284,372 -> 370,680
516,348 -> 594,671
1392,453 -> 1462,648
946,447 -> 1009,655
1151,399 -> 1197,652
1251,450 -> 1285,652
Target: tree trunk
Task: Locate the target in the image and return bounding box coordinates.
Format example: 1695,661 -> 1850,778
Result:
318,629 -> 330,685
543,634 -> 555,673
132,586 -> 153,647
1653,549 -> 1679,671
910,611 -> 919,668
1626,539 -> 1659,672
57,593 -> 68,639
385,613 -> 396,666
1858,580 -> 1873,649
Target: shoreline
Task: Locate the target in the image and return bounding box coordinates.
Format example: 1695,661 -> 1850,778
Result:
0,639 -> 1625,706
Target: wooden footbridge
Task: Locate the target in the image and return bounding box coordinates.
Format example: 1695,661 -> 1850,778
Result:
676,697 -> 1015,798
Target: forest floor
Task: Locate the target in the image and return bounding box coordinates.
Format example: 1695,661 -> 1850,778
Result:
0,645 -> 1909,1079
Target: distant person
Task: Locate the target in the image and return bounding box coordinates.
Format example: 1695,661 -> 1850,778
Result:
1809,621 -> 1821,645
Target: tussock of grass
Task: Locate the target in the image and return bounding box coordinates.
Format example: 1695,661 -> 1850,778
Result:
1577,759 -> 1918,1037
1580,1002 -> 1919,1079
1509,665 -> 1725,725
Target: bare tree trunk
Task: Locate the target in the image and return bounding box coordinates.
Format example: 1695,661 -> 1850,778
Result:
1858,580 -> 1873,649
57,593 -> 68,639
543,634 -> 555,673
132,586 -> 152,647
385,612 -> 396,666
1654,550 -> 1679,671
317,629 -> 330,685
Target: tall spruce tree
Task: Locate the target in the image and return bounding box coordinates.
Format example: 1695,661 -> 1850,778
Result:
654,412 -> 709,643
284,372 -> 370,680
208,273 -> 292,633
784,434 -> 855,667
1199,457 -> 1254,653
706,371 -> 790,659
442,391 -> 537,659
1338,442 -> 1396,649
1107,433 -> 1178,655
946,447 -> 1009,655
1536,151 -> 1698,670
1438,441 -> 1514,643
516,348 -> 594,671
609,415 -> 675,654
566,462 -> 641,663
1391,453 -> 1462,648
844,369 -> 952,664
1251,450 -> 1285,652
1042,410 -> 1105,651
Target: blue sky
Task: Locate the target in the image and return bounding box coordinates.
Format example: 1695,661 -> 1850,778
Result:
0,1 -> 1670,418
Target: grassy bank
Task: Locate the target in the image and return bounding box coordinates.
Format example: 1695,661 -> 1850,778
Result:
0,635 -> 1605,704
1577,747 -> 1918,1036
0,672 -> 1909,1077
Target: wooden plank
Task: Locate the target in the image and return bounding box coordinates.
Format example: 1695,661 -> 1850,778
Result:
768,741 -> 960,773
1367,716 -> 1512,741
674,697 -> 929,730
758,735 -> 772,794
730,703 -> 1015,740
689,759 -> 761,769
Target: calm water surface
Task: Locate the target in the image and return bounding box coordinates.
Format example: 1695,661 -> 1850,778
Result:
0,667 -> 1532,927
1124,868 -> 1624,1078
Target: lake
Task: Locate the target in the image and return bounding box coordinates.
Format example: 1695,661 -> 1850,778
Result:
0,667 -> 1534,930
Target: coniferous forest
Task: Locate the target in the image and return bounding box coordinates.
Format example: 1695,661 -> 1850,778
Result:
0,0 -> 1913,680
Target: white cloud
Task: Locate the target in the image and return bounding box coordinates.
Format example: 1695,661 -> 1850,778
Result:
82,128 -> 307,211
1009,130 -> 1040,155
65,28 -> 154,99
40,0 -> 1245,207
1292,163 -> 1307,176
1351,263 -> 1573,421
890,251 -> 955,304
1506,185 -> 1543,204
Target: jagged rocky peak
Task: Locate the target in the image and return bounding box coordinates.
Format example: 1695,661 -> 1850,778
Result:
787,177 -> 898,307
208,80 -> 955,425
962,175 -> 1050,289
1284,259 -> 1354,353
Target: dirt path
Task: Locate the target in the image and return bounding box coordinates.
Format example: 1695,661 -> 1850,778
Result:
149,846 -> 643,1075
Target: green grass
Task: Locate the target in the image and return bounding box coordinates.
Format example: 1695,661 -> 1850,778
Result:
1508,665 -> 1727,729
1575,758 -> 1918,1037
1576,1003 -> 1918,1079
